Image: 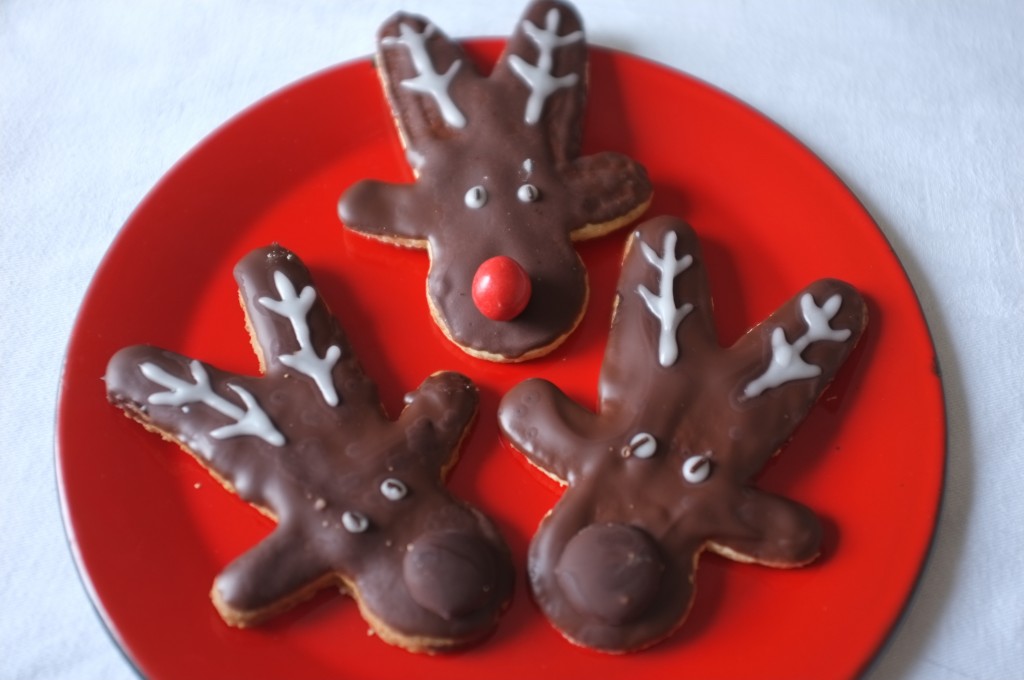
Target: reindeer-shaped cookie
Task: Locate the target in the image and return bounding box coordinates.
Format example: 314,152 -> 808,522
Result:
105,245 -> 513,652
339,0 -> 652,362
498,216 -> 867,652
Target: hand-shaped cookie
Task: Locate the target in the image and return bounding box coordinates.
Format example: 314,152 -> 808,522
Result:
498,216 -> 867,652
339,0 -> 652,362
106,245 -> 513,652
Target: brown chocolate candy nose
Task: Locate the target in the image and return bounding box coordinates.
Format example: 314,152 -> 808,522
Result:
555,523 -> 665,625
403,530 -> 498,620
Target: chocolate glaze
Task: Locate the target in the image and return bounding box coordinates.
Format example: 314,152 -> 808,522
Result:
105,244 -> 513,651
338,0 -> 652,361
499,216 -> 868,651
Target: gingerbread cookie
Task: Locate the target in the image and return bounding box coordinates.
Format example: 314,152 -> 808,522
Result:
338,0 -> 652,362
105,244 -> 513,652
498,216 -> 867,652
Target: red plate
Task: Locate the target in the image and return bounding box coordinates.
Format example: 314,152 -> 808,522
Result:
57,42 -> 944,679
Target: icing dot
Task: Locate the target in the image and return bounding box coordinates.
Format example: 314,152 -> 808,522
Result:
629,432 -> 657,459
380,478 -> 408,501
341,511 -> 369,533
406,148 -> 425,170
313,498 -> 326,511
517,183 -> 540,203
682,455 -> 711,484
464,185 -> 488,209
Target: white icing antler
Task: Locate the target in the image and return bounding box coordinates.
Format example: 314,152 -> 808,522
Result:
140,360 -> 285,447
508,7 -> 583,124
258,270 -> 342,406
743,293 -> 852,398
382,22 -> 467,129
637,231 -> 694,367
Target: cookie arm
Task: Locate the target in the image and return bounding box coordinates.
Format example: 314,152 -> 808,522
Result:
565,152 -> 652,237
397,371 -> 478,475
498,378 -> 597,484
338,179 -> 431,246
706,488 -> 822,567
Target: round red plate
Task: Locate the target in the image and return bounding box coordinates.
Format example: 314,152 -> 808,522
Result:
57,42 -> 944,679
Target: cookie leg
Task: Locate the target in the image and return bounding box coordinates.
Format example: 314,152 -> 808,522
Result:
212,526 -> 331,626
499,378 -> 597,483
707,489 -> 822,567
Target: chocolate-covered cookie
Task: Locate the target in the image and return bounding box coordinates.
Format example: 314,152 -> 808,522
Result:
339,0 -> 652,362
499,216 -> 867,652
106,245 -> 513,652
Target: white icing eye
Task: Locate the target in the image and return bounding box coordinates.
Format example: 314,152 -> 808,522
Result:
406,148 -> 425,170
682,455 -> 711,484
465,185 -> 488,209
380,478 -> 408,501
629,432 -> 657,459
341,510 -> 369,533
517,183 -> 540,203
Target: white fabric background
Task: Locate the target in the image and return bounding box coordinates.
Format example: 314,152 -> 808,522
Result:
2,1 -> 1021,678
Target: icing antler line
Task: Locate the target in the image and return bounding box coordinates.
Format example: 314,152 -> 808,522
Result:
637,230 -> 694,367
382,22 -> 467,129
508,7 -> 584,124
258,270 -> 342,406
743,292 -> 852,398
140,360 -> 285,446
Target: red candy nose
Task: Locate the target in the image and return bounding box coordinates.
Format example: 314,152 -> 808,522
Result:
472,256 -> 531,321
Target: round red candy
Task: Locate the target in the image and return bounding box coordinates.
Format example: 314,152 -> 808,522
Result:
472,256 -> 532,321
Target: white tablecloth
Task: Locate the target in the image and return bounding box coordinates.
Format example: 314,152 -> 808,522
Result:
3,1 -> 1021,678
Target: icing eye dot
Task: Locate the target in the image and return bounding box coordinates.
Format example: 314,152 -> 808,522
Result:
341,510 -> 369,533
628,432 -> 657,459
517,183 -> 540,203
682,455 -> 711,484
465,185 -> 488,209
380,478 -> 408,501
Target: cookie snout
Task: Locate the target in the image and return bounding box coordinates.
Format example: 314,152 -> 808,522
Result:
472,256 -> 532,321
555,523 -> 665,625
403,529 -> 500,620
